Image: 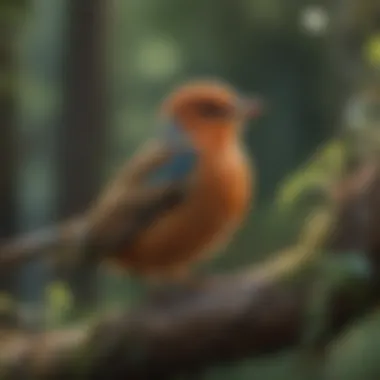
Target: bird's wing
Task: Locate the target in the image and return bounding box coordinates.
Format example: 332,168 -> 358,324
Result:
85,139 -> 198,256
0,135 -> 198,273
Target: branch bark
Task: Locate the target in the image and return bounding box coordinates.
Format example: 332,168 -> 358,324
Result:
0,255 -> 377,380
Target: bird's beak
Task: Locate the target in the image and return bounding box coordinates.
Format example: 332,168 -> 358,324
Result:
240,97 -> 264,119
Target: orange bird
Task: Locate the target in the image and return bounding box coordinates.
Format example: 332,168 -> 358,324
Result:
65,79 -> 262,281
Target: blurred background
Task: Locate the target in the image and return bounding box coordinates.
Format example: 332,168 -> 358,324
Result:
1,0 -> 380,379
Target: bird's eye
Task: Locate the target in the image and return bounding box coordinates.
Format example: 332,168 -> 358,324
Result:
196,102 -> 231,118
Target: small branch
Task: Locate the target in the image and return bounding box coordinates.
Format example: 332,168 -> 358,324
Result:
0,217 -> 86,269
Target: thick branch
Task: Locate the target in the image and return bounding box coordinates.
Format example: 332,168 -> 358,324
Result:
0,254 -> 377,380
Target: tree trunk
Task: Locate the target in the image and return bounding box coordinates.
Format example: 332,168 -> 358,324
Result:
0,5 -> 21,295
58,0 -> 108,313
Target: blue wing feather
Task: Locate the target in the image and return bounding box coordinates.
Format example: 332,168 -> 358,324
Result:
147,150 -> 197,184
146,123 -> 197,185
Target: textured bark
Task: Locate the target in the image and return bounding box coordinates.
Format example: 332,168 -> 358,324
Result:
0,254 -> 376,380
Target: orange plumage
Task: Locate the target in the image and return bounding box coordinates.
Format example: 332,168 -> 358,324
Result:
109,79 -> 262,279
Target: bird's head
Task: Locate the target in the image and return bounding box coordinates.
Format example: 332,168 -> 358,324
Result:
159,79 -> 263,150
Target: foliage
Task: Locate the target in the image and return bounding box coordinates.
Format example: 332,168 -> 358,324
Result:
276,139 -> 345,211
45,281 -> 72,328
365,33 -> 380,69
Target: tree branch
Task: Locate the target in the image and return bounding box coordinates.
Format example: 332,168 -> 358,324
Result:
0,254 -> 377,380
0,160 -> 379,379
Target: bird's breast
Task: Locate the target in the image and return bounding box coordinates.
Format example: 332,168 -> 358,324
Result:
196,146 -> 252,222
117,145 -> 253,276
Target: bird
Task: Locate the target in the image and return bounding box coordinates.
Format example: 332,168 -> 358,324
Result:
0,79 -> 263,284
87,79 -> 263,281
